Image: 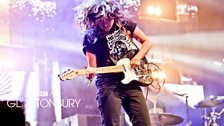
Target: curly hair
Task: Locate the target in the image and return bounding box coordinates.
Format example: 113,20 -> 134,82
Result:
74,0 -> 124,30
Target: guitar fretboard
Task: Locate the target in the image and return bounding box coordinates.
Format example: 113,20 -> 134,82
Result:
76,65 -> 124,76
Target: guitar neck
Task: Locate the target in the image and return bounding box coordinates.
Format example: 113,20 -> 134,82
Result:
76,65 -> 124,76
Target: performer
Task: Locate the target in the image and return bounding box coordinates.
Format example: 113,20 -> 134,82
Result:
74,0 -> 158,125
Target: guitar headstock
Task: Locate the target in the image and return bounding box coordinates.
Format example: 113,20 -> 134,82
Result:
58,69 -> 78,81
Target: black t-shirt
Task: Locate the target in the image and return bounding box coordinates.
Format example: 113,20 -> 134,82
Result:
82,19 -> 137,81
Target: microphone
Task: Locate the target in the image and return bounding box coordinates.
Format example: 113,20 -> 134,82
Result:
172,91 -> 187,97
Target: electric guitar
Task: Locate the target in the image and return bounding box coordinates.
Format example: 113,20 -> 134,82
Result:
58,57 -> 165,88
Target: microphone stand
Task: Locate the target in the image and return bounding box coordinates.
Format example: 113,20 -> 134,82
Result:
185,95 -> 191,126
203,108 -> 208,126
173,92 -> 190,126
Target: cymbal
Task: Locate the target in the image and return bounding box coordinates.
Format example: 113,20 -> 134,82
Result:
195,97 -> 224,108
150,113 -> 184,125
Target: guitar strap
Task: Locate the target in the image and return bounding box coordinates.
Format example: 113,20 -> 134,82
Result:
116,21 -> 140,50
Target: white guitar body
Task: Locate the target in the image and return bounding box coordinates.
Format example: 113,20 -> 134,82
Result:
116,58 -> 138,84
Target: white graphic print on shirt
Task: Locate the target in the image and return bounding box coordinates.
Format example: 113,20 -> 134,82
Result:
106,29 -> 134,63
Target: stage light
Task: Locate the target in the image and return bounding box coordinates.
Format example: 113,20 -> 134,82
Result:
147,6 -> 155,15
119,0 -> 141,10
154,7 -> 162,16
147,6 -> 162,16
11,0 -> 57,22
176,3 -> 198,16
138,0 -> 177,21
176,0 -> 199,23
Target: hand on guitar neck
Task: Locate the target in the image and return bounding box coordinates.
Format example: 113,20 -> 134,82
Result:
84,65 -> 95,86
84,66 -> 95,80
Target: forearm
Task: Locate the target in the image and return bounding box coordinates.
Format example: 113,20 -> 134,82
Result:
133,39 -> 152,60
132,26 -> 152,60
85,51 -> 97,80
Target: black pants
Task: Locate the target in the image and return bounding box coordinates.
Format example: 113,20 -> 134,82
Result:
96,78 -> 151,126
